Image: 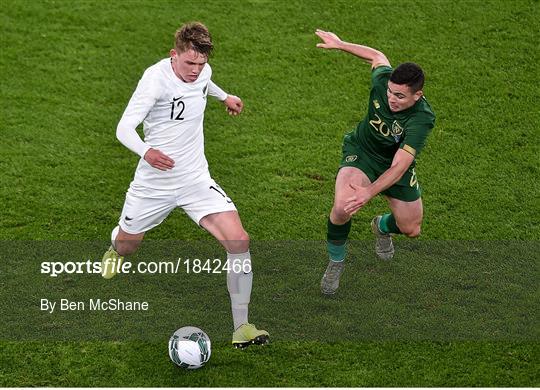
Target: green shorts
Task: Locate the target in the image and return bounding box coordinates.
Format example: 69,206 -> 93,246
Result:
339,132 -> 421,202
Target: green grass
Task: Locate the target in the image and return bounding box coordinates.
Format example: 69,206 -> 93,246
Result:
0,341 -> 536,387
1,0 -> 539,387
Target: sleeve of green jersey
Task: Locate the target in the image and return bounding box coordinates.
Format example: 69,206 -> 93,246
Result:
371,65 -> 393,87
400,116 -> 435,158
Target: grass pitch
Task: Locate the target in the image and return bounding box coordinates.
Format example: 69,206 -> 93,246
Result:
1,0 -> 539,387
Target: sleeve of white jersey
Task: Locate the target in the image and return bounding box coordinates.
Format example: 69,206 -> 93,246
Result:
116,69 -> 160,158
208,80 -> 228,101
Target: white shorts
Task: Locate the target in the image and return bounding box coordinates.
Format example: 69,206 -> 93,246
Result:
118,178 -> 237,234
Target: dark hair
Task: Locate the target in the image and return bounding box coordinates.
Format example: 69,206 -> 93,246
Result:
390,62 -> 424,92
175,22 -> 213,56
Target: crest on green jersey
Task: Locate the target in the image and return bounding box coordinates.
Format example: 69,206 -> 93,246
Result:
391,120 -> 404,142
345,155 -> 358,163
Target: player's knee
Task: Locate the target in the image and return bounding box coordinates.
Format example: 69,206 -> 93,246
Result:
224,230 -> 250,253
331,202 -> 352,224
400,223 -> 421,238
236,230 -> 250,251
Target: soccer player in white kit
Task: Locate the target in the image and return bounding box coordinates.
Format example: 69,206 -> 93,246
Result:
101,22 -> 269,348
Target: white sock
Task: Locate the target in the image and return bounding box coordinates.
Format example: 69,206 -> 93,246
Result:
227,251 -> 252,330
111,226 -> 119,250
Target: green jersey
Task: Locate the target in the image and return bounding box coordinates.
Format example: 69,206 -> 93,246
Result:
354,65 -> 435,168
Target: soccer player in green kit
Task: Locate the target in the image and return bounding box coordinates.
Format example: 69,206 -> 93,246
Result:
315,29 -> 436,295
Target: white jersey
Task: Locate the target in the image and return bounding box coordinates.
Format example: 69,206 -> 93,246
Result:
117,58 -> 226,190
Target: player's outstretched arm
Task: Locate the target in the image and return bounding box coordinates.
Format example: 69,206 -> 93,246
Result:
208,80 -> 243,116
315,29 -> 390,69
223,95 -> 243,116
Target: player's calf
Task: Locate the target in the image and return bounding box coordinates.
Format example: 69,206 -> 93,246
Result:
101,227 -> 143,279
113,226 -> 145,256
114,239 -> 142,256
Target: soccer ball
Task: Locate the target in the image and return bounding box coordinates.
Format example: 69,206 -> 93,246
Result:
168,326 -> 211,369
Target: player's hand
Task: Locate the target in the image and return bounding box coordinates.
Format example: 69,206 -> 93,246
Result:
143,148 -> 175,171
223,95 -> 243,116
344,183 -> 373,215
315,29 -> 343,50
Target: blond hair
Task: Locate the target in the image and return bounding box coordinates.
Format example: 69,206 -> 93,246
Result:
175,22 -> 213,56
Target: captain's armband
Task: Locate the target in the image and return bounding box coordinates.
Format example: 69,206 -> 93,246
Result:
401,144 -> 417,157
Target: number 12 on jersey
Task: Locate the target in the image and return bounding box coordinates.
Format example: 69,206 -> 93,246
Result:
170,97 -> 185,120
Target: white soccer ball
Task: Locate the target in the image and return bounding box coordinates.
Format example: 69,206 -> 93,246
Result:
168,326 -> 211,369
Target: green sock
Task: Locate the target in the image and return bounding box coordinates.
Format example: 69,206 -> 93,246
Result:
378,213 -> 402,234
327,219 -> 351,262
